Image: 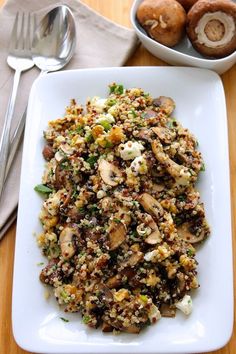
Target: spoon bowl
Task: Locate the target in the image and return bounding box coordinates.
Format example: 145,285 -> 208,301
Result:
32,5 -> 76,72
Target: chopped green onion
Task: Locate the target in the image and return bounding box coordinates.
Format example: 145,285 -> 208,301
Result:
100,121 -> 111,131
82,315 -> 91,324
109,84 -> 124,95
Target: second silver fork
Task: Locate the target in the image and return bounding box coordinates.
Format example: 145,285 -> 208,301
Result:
0,12 -> 35,199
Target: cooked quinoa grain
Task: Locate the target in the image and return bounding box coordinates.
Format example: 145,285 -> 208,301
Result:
36,83 -> 210,333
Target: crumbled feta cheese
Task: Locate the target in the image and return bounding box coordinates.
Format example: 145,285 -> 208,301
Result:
55,151 -> 64,162
97,190 -> 106,199
119,141 -> 144,160
148,304 -> 161,323
55,135 -> 65,144
96,113 -> 115,124
130,156 -> 147,174
90,96 -> 107,113
144,249 -> 158,262
175,295 -> 193,315
43,190 -> 64,216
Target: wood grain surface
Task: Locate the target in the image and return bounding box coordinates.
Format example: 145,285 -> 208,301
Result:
0,0 -> 235,353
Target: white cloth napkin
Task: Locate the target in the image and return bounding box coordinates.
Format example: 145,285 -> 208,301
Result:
0,0 -> 139,239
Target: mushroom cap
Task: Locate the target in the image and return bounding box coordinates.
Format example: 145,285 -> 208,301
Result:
137,0 -> 187,47
186,0 -> 236,58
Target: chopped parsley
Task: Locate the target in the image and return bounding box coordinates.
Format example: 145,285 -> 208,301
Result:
60,317 -> 69,322
200,163 -> 206,172
86,155 -> 98,167
187,249 -> 194,257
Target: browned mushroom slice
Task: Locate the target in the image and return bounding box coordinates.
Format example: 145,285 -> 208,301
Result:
98,159 -> 123,186
145,229 -> 162,244
152,126 -> 176,143
108,221 -> 126,250
106,268 -> 136,289
59,227 -> 79,259
142,109 -> 158,119
42,144 -> 54,160
152,183 -> 165,192
135,128 -> 153,142
151,140 -> 191,186
177,221 -> 208,243
152,96 -> 175,115
160,304 -> 176,317
139,193 -> 164,220
124,325 -> 141,334
102,322 -> 113,332
39,258 -> 61,285
95,283 -> 113,302
122,251 -> 143,268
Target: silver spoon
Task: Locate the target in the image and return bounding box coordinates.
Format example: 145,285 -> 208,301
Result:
5,5 -> 76,181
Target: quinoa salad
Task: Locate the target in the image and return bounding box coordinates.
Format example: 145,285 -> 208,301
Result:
36,83 -> 210,334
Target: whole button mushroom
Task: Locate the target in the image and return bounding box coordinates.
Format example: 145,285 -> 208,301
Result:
186,0 -> 236,58
137,0 -> 187,47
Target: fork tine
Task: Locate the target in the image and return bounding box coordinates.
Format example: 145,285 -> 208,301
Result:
33,13 -> 37,33
9,12 -> 19,51
17,12 -> 25,49
25,13 -> 31,50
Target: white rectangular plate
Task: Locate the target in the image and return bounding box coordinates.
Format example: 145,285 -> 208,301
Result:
12,67 -> 233,354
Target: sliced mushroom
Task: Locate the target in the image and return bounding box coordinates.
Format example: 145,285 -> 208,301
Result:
135,128 -> 153,142
152,183 -> 165,192
122,251 -> 143,268
142,109 -> 158,119
152,126 -> 176,143
151,140 -> 191,186
95,283 -> 113,302
177,221 -> 207,243
55,158 -> 70,188
124,325 -> 141,334
138,193 -> 164,220
102,322 -> 113,332
59,227 -> 78,259
145,229 -> 162,244
98,159 -> 123,186
40,258 -> 61,285
160,304 -> 176,317
106,268 -> 135,289
108,221 -> 126,250
152,96 -> 175,115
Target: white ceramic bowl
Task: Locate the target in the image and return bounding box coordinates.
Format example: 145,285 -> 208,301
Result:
130,0 -> 236,74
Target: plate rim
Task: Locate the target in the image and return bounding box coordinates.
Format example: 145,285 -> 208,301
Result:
12,66 -> 233,354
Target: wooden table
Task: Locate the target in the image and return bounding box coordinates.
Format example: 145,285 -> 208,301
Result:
0,0 -> 235,353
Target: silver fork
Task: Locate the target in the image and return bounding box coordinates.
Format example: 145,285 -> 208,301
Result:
0,12 -> 34,199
